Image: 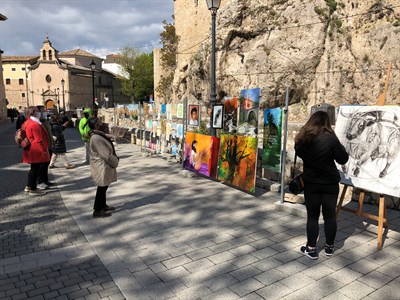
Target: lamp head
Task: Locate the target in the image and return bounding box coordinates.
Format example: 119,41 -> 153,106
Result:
61,79 -> 65,85
90,59 -> 96,71
206,0 -> 221,11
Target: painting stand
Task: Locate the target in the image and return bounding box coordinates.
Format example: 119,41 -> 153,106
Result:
336,185 -> 388,250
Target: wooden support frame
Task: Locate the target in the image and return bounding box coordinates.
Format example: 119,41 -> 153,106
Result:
336,185 -> 388,250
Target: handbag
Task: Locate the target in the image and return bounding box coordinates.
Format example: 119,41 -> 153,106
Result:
289,153 -> 304,195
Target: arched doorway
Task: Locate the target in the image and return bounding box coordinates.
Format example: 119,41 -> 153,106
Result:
46,99 -> 55,109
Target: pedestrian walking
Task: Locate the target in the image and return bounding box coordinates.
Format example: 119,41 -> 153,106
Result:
79,108 -> 92,164
294,111 -> 349,259
21,106 -> 51,196
49,115 -> 75,169
88,117 -> 119,218
16,111 -> 26,130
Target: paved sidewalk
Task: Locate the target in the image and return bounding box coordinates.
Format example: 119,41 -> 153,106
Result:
1,123 -> 400,299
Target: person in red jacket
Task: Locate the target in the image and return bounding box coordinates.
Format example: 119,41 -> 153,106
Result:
21,106 -> 51,196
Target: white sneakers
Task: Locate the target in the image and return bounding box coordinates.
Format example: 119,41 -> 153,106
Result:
24,186 -> 46,196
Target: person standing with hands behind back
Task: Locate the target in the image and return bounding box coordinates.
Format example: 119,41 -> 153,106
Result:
79,108 -> 91,164
88,117 -> 119,218
295,111 -> 349,259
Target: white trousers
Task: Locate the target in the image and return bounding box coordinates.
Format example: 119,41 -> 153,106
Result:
49,153 -> 70,167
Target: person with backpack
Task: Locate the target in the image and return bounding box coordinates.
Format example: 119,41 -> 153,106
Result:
21,106 -> 51,196
79,108 -> 91,164
49,115 -> 75,169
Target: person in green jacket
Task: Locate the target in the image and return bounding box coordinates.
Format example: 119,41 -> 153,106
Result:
79,108 -> 92,164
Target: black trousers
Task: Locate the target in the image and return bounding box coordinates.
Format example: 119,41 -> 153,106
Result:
28,163 -> 47,190
38,150 -> 52,185
94,186 -> 109,212
304,183 -> 339,247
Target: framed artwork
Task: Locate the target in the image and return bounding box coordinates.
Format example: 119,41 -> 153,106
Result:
188,104 -> 200,126
212,104 -> 224,129
238,88 -> 261,137
177,103 -> 183,118
223,97 -> 239,133
262,108 -> 283,173
335,105 -> 400,197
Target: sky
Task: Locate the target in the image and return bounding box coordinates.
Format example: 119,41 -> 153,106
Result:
0,0 -> 174,57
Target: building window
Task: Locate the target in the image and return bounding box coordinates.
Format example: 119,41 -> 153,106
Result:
12,68 -> 16,71
22,93 -> 26,98
6,78 -> 11,84
22,67 -> 26,71
49,50 -> 53,61
46,75 -> 52,83
42,50 -> 47,60
19,79 -> 24,85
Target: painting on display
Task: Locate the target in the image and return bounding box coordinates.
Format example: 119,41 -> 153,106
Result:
217,134 -> 258,193
177,104 -> 184,118
223,97 -> 239,133
238,88 -> 261,137
262,108 -> 282,173
177,124 -> 184,138
183,132 -> 220,178
171,123 -> 177,139
212,104 -> 224,129
335,105 -> 400,198
188,105 -> 200,126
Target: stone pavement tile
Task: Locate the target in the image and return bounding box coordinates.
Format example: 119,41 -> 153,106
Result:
175,283 -> 213,300
251,246 -> 279,260
209,241 -> 237,254
328,267 -> 364,285
300,263 -> 335,280
183,257 -> 215,274
208,250 -> 236,264
229,244 -> 257,257
255,281 -> 292,300
254,269 -> 286,286
130,281 -> 176,300
162,254 -> 192,270
158,266 -> 191,283
357,270 -> 393,289
201,287 -> 240,299
280,272 -> 316,292
232,254 -> 259,268
364,249 -> 399,266
228,277 -> 265,297
165,245 -> 195,258
132,268 -> 161,287
372,282 -> 400,299
252,256 -> 283,272
149,262 -> 168,274
248,237 -> 276,249
272,248 -> 303,263
376,257 -> 400,278
336,280 -> 376,300
229,265 -> 263,282
203,273 -> 238,292
241,292 -> 265,300
321,255 -> 353,271
283,277 -> 344,300
164,278 -> 188,294
322,291 -> 353,300
347,259 -> 381,275
230,235 -> 257,247
186,248 -> 215,261
275,260 -> 309,277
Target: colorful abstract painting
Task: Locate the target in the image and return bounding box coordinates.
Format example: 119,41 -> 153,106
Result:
177,104 -> 184,118
335,105 -> 400,197
223,97 -> 239,133
238,88 -> 260,137
262,108 -> 282,172
177,124 -> 183,138
217,134 -> 258,193
183,132 -> 220,178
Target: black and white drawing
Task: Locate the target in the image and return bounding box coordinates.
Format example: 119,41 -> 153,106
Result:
335,106 -> 400,197
212,104 -> 224,129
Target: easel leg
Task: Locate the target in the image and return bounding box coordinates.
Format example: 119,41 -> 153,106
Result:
336,185 -> 348,218
377,196 -> 386,250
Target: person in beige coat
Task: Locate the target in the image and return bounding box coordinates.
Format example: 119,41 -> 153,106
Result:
88,117 -> 119,218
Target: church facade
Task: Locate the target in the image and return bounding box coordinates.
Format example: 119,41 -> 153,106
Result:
3,35 -> 129,112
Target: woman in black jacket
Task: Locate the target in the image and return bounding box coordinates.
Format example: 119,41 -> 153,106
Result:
295,111 -> 349,259
49,115 -> 75,169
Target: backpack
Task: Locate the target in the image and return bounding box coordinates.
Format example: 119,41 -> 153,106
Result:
15,128 -> 31,148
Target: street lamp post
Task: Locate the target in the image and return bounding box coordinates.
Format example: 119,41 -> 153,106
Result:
56,88 -> 60,114
206,0 -> 221,137
61,79 -> 65,114
90,60 -> 96,116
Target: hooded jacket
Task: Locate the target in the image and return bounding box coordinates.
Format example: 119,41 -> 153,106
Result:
78,108 -> 92,142
295,131 -> 349,185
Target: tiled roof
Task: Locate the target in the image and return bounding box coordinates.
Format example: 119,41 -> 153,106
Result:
59,49 -> 100,58
2,56 -> 39,62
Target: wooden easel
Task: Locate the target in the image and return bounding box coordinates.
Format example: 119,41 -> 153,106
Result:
336,63 -> 391,250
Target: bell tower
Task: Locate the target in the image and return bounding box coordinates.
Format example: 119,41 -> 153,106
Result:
39,33 -> 58,61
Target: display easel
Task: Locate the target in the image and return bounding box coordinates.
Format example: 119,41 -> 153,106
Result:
336,63 -> 391,250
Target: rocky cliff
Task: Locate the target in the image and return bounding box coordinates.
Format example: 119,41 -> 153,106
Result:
173,0 -> 400,121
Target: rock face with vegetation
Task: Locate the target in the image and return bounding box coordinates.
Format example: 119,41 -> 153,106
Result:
172,0 -> 400,121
